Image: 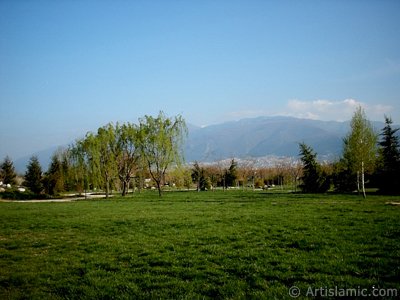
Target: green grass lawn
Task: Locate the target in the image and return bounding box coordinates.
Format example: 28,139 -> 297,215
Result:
0,191 -> 399,299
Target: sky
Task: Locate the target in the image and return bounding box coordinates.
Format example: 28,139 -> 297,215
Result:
1,0 -> 400,160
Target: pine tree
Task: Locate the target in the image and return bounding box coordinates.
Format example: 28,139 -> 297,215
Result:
192,162 -> 202,191
299,143 -> 329,193
191,162 -> 210,191
44,154 -> 65,195
1,156 -> 17,186
225,159 -> 238,188
25,156 -> 43,194
332,157 -> 357,193
377,116 -> 400,194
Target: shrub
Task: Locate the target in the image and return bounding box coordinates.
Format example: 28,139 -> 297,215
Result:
0,190 -> 48,200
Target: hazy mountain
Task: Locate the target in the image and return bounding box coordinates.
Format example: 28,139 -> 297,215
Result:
185,116 -> 382,162
14,146 -> 66,175
13,116 -> 391,173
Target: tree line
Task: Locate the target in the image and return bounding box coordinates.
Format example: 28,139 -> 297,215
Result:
186,106 -> 400,197
299,106 -> 400,197
1,107 -> 400,198
1,112 -> 187,198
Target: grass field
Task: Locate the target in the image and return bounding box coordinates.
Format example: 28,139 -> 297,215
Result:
0,191 -> 399,299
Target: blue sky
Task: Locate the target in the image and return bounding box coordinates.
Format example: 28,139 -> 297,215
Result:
1,0 -> 400,160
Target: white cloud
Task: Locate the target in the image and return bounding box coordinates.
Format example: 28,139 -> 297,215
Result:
285,98 -> 392,122
216,98 -> 393,125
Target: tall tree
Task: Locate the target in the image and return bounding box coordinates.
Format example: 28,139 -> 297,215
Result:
192,162 -> 202,192
115,122 -> 139,196
70,128 -> 116,198
25,156 -> 43,194
224,159 -> 238,188
298,143 -> 329,193
60,149 -> 73,192
342,106 -> 377,198
138,112 -> 187,197
191,162 -> 210,191
43,152 -> 65,196
69,140 -> 91,195
377,116 -> 400,194
1,156 -> 17,185
96,124 -> 118,198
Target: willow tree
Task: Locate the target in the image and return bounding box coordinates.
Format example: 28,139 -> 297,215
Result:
114,122 -> 140,196
343,106 -> 377,198
69,139 -> 91,195
93,124 -> 118,198
71,124 -> 117,198
138,112 -> 187,197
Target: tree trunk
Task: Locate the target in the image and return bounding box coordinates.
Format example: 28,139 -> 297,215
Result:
223,175 -> 226,191
122,173 -> 131,196
157,185 -> 162,197
356,171 -> 360,195
105,180 -> 110,198
156,180 -> 162,197
361,161 -> 366,198
121,180 -> 127,196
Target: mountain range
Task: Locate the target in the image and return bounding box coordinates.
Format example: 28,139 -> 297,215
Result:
185,116 -> 353,162
14,116 -> 391,173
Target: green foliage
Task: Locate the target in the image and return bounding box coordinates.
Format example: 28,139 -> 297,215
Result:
96,124 -> 119,197
138,111 -> 187,196
168,166 -> 192,189
224,159 -> 238,188
341,106 -> 377,197
0,156 -> 17,186
43,152 -> 65,196
68,142 -> 89,194
70,123 -> 133,197
376,116 -> 400,194
67,113 -> 186,197
298,143 -> 330,193
0,191 -> 399,298
345,107 -> 378,172
332,159 -> 356,193
24,156 -> 43,194
191,162 -> 211,191
0,190 -> 47,200
114,122 -> 140,196
61,150 -> 74,191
